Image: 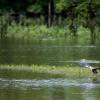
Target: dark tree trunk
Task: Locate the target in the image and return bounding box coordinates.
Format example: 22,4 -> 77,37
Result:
47,0 -> 54,27
0,15 -> 9,39
48,0 -> 51,27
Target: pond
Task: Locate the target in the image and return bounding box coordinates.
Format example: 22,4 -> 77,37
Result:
0,38 -> 100,66
0,75 -> 100,100
0,38 -> 100,100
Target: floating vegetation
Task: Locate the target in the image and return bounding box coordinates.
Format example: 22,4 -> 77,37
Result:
0,64 -> 99,78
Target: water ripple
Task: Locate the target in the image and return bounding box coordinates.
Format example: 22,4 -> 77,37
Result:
53,60 -> 100,64
0,78 -> 100,89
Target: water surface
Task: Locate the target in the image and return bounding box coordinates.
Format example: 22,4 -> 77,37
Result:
0,38 -> 100,66
0,77 -> 100,100
0,38 -> 100,100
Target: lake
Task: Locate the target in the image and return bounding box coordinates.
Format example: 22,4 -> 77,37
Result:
0,66 -> 100,100
0,75 -> 100,100
0,38 -> 100,100
0,38 -> 100,66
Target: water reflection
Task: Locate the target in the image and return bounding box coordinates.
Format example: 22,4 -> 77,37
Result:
0,38 -> 100,100
0,39 -> 100,65
0,77 -> 100,100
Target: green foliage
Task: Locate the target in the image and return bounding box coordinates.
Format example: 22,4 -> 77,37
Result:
93,0 -> 100,5
76,1 -> 88,18
55,0 -> 69,12
7,23 -> 69,39
0,0 -> 100,40
27,3 -> 42,13
0,64 -> 98,77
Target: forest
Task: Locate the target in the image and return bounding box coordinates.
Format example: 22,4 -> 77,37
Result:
0,0 -> 100,43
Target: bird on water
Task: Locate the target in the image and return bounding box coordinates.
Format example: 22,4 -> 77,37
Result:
80,59 -> 100,74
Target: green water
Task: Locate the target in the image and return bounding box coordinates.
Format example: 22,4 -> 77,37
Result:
0,38 -> 100,100
0,38 -> 100,66
0,71 -> 100,100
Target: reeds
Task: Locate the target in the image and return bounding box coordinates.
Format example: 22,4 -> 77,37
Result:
0,16 -> 93,38
7,24 -> 70,39
0,64 -> 98,78
0,15 -> 100,43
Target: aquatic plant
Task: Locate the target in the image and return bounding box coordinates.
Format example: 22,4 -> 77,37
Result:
0,64 -> 98,78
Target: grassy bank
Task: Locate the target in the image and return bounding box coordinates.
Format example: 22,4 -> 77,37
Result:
4,24 -> 100,45
0,64 -> 98,78
0,15 -> 100,41
7,24 -> 91,39
7,24 -> 72,39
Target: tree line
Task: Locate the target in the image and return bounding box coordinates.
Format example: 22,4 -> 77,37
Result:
0,0 -> 100,40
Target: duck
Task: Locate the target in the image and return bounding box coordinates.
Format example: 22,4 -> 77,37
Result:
80,59 -> 100,74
